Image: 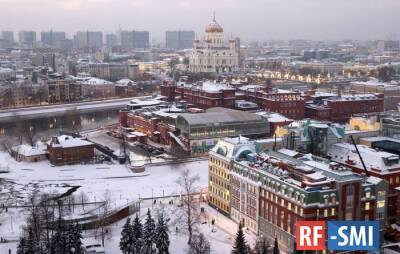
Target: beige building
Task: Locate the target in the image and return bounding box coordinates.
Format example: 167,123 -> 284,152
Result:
79,77 -> 115,99
298,62 -> 344,75
189,16 -> 239,74
350,80 -> 400,110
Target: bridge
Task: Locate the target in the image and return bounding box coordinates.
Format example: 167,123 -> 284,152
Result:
249,70 -> 361,86
0,98 -> 133,122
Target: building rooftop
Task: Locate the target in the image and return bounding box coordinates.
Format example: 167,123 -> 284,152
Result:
177,80 -> 234,93
49,135 -> 93,148
178,107 -> 265,126
12,144 -> 47,156
325,94 -> 380,102
351,80 -> 400,88
77,77 -> 113,86
256,111 -> 292,123
329,143 -> 400,173
116,79 -> 137,86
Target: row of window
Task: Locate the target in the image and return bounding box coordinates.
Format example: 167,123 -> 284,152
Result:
209,196 -> 229,213
210,157 -> 230,170
260,197 -> 304,217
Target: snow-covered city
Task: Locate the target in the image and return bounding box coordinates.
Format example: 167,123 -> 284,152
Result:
1,1 -> 400,253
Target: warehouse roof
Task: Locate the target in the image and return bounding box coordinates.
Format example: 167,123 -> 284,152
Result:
177,107 -> 265,126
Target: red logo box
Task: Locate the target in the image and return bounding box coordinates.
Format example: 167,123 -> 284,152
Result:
296,221 -> 326,250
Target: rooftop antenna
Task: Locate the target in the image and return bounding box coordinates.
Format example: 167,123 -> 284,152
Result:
213,11 -> 216,22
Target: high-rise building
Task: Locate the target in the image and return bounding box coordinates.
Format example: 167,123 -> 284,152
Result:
1,31 -> 14,42
377,40 -> 400,53
18,30 -> 37,46
133,31 -> 149,49
41,30 -> 66,47
74,31 -> 103,49
120,31 -> 133,49
106,33 -> 118,48
120,30 -> 149,49
165,30 -> 195,49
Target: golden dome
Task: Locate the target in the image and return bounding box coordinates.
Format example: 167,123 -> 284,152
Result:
205,15 -> 223,33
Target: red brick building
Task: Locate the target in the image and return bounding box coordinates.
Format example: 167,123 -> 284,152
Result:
161,81 -> 305,120
329,143 -> 400,224
262,91 -> 305,120
306,93 -> 384,123
210,141 -> 389,253
125,107 -> 179,145
47,135 -> 94,165
160,81 -> 175,101
161,81 -> 236,109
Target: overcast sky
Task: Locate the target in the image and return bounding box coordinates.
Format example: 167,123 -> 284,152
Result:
0,0 -> 399,42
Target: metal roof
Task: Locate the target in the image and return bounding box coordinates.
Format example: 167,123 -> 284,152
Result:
177,108 -> 265,126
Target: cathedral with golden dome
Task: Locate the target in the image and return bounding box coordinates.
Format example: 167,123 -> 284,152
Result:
188,15 -> 240,73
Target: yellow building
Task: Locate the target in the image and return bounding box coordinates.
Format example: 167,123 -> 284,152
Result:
208,137 -> 256,216
349,116 -> 380,132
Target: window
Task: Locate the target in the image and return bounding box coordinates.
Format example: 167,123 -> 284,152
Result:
365,192 -> 371,199
324,209 -> 328,217
377,200 -> 385,208
365,202 -> 370,211
378,191 -> 386,196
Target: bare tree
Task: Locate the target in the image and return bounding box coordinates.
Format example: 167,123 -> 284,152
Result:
175,169 -> 200,245
13,113 -> 37,146
0,136 -> 16,155
80,192 -> 89,212
187,233 -> 211,254
96,190 -> 112,247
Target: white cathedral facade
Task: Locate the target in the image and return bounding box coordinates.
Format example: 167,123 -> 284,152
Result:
188,16 -> 240,74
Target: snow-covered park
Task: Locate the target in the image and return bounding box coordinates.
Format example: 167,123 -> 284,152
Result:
0,149 -> 256,253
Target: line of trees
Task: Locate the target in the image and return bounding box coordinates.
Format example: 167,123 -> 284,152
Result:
119,209 -> 170,254
16,193 -> 84,254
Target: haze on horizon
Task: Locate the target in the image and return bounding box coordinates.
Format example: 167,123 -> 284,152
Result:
0,0 -> 399,42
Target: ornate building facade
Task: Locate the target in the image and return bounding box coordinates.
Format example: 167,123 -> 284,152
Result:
188,16 -> 240,73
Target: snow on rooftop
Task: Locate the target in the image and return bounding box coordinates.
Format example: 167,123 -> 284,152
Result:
116,79 -> 137,86
256,111 -> 291,123
326,93 -> 379,101
330,143 -> 400,172
49,135 -> 93,148
366,176 -> 383,185
12,144 -> 47,156
351,80 -> 400,88
278,148 -> 299,157
78,77 -> 113,85
200,81 -> 233,92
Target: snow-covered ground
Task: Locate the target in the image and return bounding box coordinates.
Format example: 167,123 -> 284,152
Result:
0,150 -> 246,253
0,151 -> 208,208
82,198 -> 256,254
86,129 -> 178,164
0,141 -> 257,253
